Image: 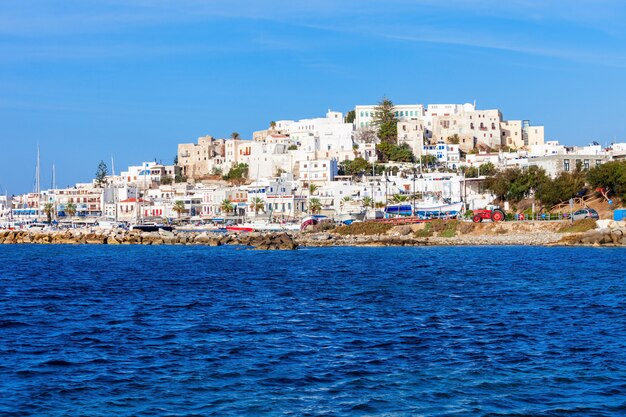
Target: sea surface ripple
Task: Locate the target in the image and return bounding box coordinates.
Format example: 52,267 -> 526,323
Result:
1,245 -> 626,416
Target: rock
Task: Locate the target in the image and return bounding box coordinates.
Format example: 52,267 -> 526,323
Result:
309,233 -> 331,241
107,236 -> 120,245
388,225 -> 412,236
580,230 -> 604,245
610,229 -> 623,244
193,232 -> 211,244
253,232 -> 298,250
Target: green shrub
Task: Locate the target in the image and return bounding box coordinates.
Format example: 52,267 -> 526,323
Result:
333,222 -> 393,236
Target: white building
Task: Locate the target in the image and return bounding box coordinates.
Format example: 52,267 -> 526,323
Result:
299,159 -> 339,184
0,195 -> 10,217
423,142 -> 461,168
247,142 -> 293,179
355,104 -> 424,129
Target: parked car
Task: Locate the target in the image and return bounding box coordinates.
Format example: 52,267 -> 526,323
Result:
572,208 -> 599,221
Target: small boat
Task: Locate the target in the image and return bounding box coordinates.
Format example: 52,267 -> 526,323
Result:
131,222 -> 173,232
300,215 -> 332,231
385,197 -> 464,219
226,220 -> 300,233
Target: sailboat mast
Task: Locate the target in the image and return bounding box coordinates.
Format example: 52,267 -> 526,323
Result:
36,143 -> 40,195
111,156 -> 118,222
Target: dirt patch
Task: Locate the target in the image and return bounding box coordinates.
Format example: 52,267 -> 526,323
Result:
557,219 -> 597,233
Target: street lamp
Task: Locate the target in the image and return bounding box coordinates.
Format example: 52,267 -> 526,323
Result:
384,170 -> 389,205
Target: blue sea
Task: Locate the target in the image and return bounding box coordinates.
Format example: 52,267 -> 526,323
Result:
1,245 -> 626,416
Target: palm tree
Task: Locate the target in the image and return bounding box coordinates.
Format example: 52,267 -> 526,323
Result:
172,200 -> 186,219
220,199 -> 234,215
392,194 -> 409,203
375,201 -> 386,209
340,196 -> 352,213
308,183 -> 318,195
308,198 -> 322,214
43,203 -> 54,224
270,121 -> 277,130
362,196 -> 373,209
249,197 -> 265,216
65,202 -> 76,218
231,132 -> 240,140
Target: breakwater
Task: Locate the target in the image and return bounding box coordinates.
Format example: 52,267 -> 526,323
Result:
0,229 -> 298,250
2,220 -> 626,248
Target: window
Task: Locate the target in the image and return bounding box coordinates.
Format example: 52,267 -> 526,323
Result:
563,159 -> 570,172
584,159 -> 590,170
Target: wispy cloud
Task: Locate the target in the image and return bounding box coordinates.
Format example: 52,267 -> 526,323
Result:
1,0 -> 625,67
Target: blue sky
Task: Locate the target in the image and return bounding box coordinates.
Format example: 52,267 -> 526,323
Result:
1,0 -> 626,194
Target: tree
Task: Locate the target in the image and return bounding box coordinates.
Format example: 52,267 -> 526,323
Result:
270,121 -> 277,129
484,166 -> 552,203
43,203 -> 54,224
479,162 -> 497,177
338,158 -> 371,176
536,171 -> 586,207
220,199 -> 234,215
223,163 -> 249,185
172,200 -> 186,219
448,134 -> 460,145
174,155 -> 179,165
389,143 -> 414,162
308,183 -> 319,195
161,176 -> 173,185
175,173 -> 188,183
95,161 -> 108,188
372,97 -> 398,143
250,197 -> 265,215
587,160 -> 626,201
288,144 -> 298,150
345,110 -> 356,124
231,132 -> 240,140
65,202 -> 76,217
362,196 -> 373,209
377,142 -> 415,163
354,128 -> 377,144
420,155 -> 438,167
339,195 -> 352,213
463,163 -> 498,178
308,197 -> 322,214
392,194 -> 409,203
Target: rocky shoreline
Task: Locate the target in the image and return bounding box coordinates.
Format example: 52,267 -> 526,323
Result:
1,220 -> 625,249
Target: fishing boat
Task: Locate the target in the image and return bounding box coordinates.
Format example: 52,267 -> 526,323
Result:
131,221 -> 173,232
385,198 -> 464,219
226,220 -> 300,233
300,215 -> 332,231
